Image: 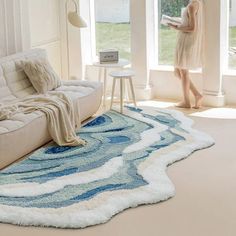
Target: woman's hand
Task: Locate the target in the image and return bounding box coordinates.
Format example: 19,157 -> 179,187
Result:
168,23 -> 179,30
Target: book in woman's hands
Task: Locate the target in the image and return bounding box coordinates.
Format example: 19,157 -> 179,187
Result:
161,15 -> 182,26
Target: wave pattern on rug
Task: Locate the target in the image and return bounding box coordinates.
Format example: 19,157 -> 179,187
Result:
0,106 -> 214,228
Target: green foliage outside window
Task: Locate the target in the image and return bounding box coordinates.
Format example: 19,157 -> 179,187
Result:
159,0 -> 189,17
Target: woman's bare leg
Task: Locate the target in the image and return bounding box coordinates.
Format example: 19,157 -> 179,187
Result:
174,68 -> 181,80
174,67 -> 190,108
176,69 -> 191,108
175,68 -> 191,108
189,80 -> 203,109
174,68 -> 203,109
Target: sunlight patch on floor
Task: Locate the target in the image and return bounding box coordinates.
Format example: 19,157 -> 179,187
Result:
190,108 -> 236,119
137,100 -> 236,119
103,99 -> 236,120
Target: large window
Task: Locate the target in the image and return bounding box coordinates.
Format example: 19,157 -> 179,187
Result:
158,0 -> 189,66
94,0 -> 131,60
229,0 -> 236,70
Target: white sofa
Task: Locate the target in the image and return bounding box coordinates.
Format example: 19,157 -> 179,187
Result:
0,49 -> 103,169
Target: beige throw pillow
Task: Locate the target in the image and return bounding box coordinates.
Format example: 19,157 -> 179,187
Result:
21,59 -> 61,94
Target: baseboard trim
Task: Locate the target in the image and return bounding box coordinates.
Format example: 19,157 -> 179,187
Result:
203,91 -> 225,107
135,84 -> 154,101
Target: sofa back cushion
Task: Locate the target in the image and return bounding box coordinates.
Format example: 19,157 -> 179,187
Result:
0,49 -> 47,98
0,65 -> 16,101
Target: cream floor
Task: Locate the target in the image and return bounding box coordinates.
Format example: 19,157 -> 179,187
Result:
1,100 -> 236,236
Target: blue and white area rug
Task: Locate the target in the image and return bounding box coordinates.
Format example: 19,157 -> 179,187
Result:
0,106 -> 214,228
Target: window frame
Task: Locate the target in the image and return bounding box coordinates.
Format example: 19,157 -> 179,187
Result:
228,0 -> 236,73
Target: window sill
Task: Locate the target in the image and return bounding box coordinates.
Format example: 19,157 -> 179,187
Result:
151,65 -> 202,74
155,65 -> 174,72
223,70 -> 236,77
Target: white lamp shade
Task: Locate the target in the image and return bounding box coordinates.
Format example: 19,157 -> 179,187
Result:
68,11 -> 87,28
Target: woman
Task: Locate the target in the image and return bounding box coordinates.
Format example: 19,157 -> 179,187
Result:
169,0 -> 204,109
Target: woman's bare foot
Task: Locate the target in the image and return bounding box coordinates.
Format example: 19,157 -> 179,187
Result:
193,95 -> 203,109
175,101 -> 191,109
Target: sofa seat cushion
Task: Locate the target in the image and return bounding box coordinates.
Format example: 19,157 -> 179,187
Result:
55,80 -> 103,124
0,110 -> 43,134
56,80 -> 101,99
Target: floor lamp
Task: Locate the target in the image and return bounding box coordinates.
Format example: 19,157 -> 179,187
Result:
65,0 -> 87,80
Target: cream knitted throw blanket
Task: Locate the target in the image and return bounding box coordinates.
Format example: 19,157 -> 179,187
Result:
0,92 -> 86,147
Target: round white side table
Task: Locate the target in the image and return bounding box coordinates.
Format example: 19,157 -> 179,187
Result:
109,70 -> 137,114
93,59 -> 130,106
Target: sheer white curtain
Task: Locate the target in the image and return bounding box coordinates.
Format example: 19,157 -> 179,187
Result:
0,0 -> 30,58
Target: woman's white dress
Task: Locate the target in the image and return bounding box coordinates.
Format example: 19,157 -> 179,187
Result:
174,0 -> 204,70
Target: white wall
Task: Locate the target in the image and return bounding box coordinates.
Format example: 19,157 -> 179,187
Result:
59,0 -> 87,80
223,74 -> 236,104
150,70 -> 236,105
28,0 -> 62,77
0,0 -> 62,77
150,69 -> 203,101
0,0 -> 87,81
